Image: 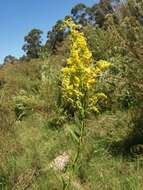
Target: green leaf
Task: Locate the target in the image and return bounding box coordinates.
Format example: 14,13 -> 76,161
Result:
68,128 -> 79,143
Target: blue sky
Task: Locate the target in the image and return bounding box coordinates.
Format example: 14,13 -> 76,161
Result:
0,0 -> 98,63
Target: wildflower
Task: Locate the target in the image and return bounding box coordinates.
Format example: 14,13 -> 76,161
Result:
61,18 -> 110,117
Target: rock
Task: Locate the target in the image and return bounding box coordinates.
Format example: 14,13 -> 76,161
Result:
50,151 -> 69,171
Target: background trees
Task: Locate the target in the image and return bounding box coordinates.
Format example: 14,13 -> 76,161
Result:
3,55 -> 17,65
71,3 -> 88,25
22,29 -> 43,59
45,20 -> 65,54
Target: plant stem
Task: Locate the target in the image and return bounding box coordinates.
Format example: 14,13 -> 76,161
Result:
63,119 -> 85,190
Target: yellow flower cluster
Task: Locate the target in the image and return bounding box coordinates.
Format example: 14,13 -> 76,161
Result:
61,18 -> 110,118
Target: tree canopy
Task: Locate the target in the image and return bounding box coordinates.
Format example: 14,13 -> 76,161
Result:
22,29 -> 43,58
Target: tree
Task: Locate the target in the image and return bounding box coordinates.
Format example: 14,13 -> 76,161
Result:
46,20 -> 65,53
3,55 -> 17,65
89,0 -> 115,27
22,29 -> 43,58
70,1 -> 119,28
71,3 -> 88,26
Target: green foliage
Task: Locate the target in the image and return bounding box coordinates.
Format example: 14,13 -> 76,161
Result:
47,109 -> 67,129
83,5 -> 143,111
46,20 -> 66,53
70,0 -> 117,27
47,115 -> 66,129
22,28 -> 43,58
88,0 -> 115,27
71,3 -> 88,26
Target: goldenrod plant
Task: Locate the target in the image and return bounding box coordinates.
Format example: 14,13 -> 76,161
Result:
61,18 -> 110,120
61,18 -> 110,189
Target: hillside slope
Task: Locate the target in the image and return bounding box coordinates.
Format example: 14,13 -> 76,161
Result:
0,56 -> 143,190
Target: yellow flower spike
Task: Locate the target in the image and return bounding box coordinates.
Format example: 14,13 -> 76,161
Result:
61,18 -> 110,116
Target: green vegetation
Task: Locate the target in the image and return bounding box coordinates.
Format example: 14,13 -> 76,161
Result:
22,29 -> 43,59
1,0 -> 143,189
